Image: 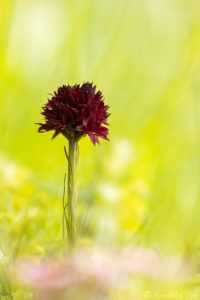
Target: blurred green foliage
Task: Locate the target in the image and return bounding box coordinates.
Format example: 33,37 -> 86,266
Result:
0,0 -> 200,282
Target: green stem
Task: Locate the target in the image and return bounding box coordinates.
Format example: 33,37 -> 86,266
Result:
66,137 -> 78,249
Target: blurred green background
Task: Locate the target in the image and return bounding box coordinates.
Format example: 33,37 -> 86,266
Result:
0,0 -> 200,258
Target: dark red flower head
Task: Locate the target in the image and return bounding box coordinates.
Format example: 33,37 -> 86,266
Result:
37,82 -> 110,145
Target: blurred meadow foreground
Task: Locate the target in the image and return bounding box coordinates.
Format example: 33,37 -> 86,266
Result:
1,0 -> 200,299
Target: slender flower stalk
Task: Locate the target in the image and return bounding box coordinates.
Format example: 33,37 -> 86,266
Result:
66,137 -> 78,247
36,82 -> 110,249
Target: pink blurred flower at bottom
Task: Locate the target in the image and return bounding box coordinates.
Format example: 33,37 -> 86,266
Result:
14,248 -> 192,300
